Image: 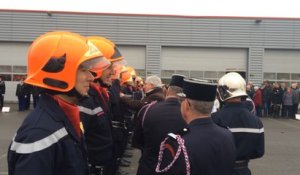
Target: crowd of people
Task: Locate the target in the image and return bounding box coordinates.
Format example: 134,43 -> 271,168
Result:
248,81 -> 300,119
6,31 -> 266,175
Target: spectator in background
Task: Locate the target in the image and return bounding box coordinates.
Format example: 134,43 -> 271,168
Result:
32,85 -> 42,108
15,78 -> 27,111
262,81 -> 272,117
0,76 -> 5,110
246,84 -> 255,99
24,82 -> 32,110
270,83 -> 283,118
291,83 -> 300,119
253,86 -> 263,117
282,87 -> 293,118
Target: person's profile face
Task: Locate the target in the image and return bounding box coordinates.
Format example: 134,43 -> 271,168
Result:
100,65 -> 114,86
75,66 -> 94,96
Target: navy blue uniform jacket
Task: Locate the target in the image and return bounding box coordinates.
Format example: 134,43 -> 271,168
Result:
78,86 -> 113,165
136,98 -> 187,175
160,118 -> 236,175
211,102 -> 265,161
7,94 -> 88,175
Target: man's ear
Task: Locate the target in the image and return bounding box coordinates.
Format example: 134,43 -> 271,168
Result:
182,99 -> 189,112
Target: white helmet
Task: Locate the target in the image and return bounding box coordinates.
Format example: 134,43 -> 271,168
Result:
217,72 -> 248,102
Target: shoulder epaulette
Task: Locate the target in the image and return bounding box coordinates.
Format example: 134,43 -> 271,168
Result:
177,128 -> 189,136
167,133 -> 177,139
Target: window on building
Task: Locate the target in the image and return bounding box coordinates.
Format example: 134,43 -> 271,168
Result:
277,73 -> 290,81
0,65 -> 27,81
136,69 -> 145,78
13,66 -> 27,73
190,71 -> 203,79
161,70 -> 175,78
0,74 -> 12,81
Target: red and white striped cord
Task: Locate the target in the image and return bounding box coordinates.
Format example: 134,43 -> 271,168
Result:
155,135 -> 190,175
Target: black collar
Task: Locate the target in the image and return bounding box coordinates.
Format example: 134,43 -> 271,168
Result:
189,117 -> 213,126
145,87 -> 163,97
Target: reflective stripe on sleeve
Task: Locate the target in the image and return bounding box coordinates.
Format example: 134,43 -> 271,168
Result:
78,106 -> 103,115
229,127 -> 264,133
10,127 -> 68,154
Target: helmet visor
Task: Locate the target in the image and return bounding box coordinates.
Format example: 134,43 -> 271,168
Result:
112,59 -> 127,68
81,56 -> 111,72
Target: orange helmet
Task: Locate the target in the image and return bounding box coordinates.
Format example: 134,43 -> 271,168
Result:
120,66 -> 133,85
25,31 -> 110,92
87,36 -> 126,79
126,66 -> 137,78
135,76 -> 144,85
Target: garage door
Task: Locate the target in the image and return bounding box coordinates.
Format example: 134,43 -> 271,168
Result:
161,47 -> 247,80
118,45 -> 146,77
264,49 -> 300,73
0,42 -> 30,65
264,49 -> 300,84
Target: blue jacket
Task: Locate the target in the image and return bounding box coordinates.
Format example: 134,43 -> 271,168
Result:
158,118 -> 236,175
7,94 -> 89,175
136,98 -> 187,175
78,86 -> 114,166
212,102 -> 265,161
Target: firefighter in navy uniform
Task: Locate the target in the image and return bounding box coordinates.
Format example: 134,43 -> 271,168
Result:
156,79 -> 236,175
109,66 -> 135,172
211,72 -> 265,175
135,74 -> 187,175
7,31 -> 110,175
78,36 -> 126,175
0,76 -> 5,110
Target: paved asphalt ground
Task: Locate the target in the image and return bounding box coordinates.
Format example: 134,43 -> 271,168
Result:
1,103 -> 300,175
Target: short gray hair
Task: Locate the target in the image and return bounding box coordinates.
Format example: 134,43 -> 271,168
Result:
168,86 -> 183,97
188,99 -> 214,115
145,75 -> 162,87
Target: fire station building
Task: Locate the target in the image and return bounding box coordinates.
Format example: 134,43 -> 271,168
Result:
1,10 -> 300,101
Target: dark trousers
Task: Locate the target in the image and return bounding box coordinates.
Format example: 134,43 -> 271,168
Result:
17,96 -> 26,111
0,94 -> 3,109
89,163 -> 116,175
271,104 -> 281,117
33,95 -> 40,108
233,168 -> 251,175
292,103 -> 299,118
255,106 -> 262,117
282,105 -> 293,118
25,94 -> 31,110
263,101 -> 271,116
233,160 -> 251,175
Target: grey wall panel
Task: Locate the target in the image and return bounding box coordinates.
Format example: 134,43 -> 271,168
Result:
0,12 -> 299,48
161,47 -> 247,71
146,45 -> 161,76
1,11 -> 300,88
248,47 -> 264,85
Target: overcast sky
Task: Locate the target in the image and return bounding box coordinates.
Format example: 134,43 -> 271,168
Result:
1,0 -> 300,18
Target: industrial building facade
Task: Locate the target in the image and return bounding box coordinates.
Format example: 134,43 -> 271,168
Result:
1,10 -> 300,101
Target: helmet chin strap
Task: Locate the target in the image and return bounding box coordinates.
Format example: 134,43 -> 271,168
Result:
95,78 -> 111,88
67,88 -> 88,100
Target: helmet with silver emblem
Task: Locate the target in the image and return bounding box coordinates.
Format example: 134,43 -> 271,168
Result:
217,72 -> 248,102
